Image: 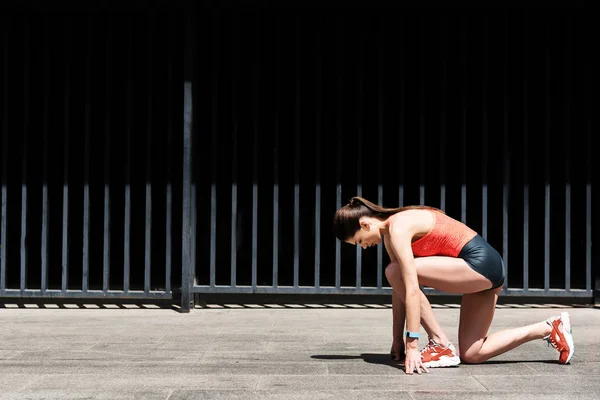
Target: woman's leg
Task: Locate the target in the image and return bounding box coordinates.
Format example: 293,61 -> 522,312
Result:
387,257 -> 569,364
458,287 -> 554,363
385,256 -> 490,346
388,282 -> 449,346
386,262 -> 449,346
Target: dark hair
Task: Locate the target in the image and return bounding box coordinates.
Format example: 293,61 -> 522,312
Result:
332,196 -> 443,241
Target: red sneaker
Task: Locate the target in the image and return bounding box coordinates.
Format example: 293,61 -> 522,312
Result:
544,311 -> 574,364
420,338 -> 461,368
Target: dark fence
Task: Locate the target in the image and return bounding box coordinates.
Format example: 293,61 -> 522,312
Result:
0,2 -> 597,311
0,6 -> 185,300
189,7 -> 597,306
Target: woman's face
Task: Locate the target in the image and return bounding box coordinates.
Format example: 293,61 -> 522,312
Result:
345,218 -> 382,249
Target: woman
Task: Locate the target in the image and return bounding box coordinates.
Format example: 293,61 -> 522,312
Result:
333,196 -> 574,375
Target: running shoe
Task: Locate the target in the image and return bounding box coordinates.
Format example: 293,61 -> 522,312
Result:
544,311 -> 574,364
420,338 -> 461,367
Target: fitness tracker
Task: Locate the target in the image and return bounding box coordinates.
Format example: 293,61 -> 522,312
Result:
405,331 -> 420,339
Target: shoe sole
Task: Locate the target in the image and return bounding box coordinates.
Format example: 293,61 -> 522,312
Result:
561,311 -> 575,364
423,356 -> 461,368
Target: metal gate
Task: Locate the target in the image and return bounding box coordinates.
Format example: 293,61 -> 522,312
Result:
0,9 -> 183,302
1,4 -> 596,311
184,9 -> 596,311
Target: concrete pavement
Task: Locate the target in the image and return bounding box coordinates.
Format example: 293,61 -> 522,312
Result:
1,301 -> 599,399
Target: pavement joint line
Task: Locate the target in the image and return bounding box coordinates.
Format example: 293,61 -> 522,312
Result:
114,362 -> 132,374
157,332 -> 168,342
82,342 -> 100,352
471,375 -> 491,392
523,363 -> 539,373
164,388 -> 175,400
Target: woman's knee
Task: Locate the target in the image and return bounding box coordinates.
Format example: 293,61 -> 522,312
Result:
384,262 -> 401,282
459,347 -> 489,364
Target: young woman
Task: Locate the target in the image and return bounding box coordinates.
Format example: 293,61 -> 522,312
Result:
333,196 -> 574,375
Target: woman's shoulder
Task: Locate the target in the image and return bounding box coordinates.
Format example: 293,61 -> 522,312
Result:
387,208 -> 436,234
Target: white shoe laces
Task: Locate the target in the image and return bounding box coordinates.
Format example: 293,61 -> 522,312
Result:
543,317 -> 559,349
420,339 -> 439,355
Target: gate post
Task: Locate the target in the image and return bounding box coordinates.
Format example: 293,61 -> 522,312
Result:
181,9 -> 195,313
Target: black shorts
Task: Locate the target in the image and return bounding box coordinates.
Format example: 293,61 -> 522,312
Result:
458,234 -> 506,290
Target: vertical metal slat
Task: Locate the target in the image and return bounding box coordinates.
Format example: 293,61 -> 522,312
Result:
230,175 -> 237,288
251,15 -> 259,291
103,18 -> 112,293
62,21 -> 71,293
210,79 -> 218,288
41,19 -> 50,294
272,20 -> 280,289
564,18 -> 572,292
439,17 -> 447,211
144,17 -> 154,294
165,17 -> 173,293
314,16 -> 322,290
481,17 -> 489,239
523,21 -> 530,291
230,19 -> 238,289
586,181 -> 591,293
585,58 -> 592,293
82,19 -> 92,293
460,17 -> 468,223
334,17 -> 343,290
20,17 -> 29,293
1,24 -> 8,292
209,16 -> 219,289
355,32 -> 364,290
502,16 -> 509,293
565,183 -> 571,291
543,37 -> 551,294
377,19 -> 384,289
399,20 -> 405,208
294,18 -> 301,289
419,17 -> 425,205
123,24 -> 133,293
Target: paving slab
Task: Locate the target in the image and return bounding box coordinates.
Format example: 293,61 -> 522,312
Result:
0,304 -> 598,400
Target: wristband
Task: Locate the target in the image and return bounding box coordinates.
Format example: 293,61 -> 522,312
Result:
405,331 -> 420,339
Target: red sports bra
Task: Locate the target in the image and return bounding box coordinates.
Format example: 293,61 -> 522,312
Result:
409,210 -> 477,257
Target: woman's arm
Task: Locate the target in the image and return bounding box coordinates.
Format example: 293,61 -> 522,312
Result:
387,210 -> 429,374
388,226 -> 421,345
385,234 -> 405,341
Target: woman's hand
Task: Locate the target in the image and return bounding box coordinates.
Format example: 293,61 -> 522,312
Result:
390,338 -> 405,362
404,347 -> 428,375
